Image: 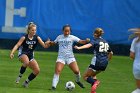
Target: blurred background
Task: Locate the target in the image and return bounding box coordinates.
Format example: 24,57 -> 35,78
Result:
0,0 -> 140,55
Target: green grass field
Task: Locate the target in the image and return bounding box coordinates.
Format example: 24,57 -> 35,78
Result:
0,49 -> 136,93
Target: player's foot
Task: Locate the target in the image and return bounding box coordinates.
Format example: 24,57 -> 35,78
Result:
75,81 -> 85,88
22,81 -> 29,88
49,86 -> 56,90
132,89 -> 140,93
91,91 -> 96,93
91,80 -> 100,92
15,77 -> 21,84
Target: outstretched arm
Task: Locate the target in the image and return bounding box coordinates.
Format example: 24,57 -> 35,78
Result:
78,38 -> 90,44
37,37 -> 50,48
74,43 -> 92,50
10,36 -> 25,59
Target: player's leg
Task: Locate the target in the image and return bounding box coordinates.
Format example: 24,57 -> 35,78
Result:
15,54 -> 29,84
23,59 -> 40,87
52,62 -> 65,89
83,68 -> 100,85
83,68 -> 100,93
132,79 -> 140,93
68,61 -> 85,88
132,65 -> 140,93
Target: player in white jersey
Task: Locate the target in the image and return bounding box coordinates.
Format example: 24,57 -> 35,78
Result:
47,24 -> 90,90
129,28 -> 140,93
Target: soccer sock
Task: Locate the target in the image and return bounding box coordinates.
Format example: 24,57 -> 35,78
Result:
19,66 -> 26,77
86,76 -> 95,85
75,73 -> 81,82
26,73 -> 36,83
52,74 -> 59,88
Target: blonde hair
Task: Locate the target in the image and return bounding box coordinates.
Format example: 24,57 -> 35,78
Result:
128,28 -> 140,42
94,28 -> 104,37
27,22 -> 36,34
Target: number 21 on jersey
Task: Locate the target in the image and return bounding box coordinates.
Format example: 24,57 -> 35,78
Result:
99,42 -> 109,52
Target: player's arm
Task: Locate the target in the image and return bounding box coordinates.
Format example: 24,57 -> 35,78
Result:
78,38 -> 90,44
108,51 -> 113,61
74,43 -> 92,50
10,36 -> 25,59
37,36 -> 50,48
130,51 -> 135,59
129,39 -> 135,60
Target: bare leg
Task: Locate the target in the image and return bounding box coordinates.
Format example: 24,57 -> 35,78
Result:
52,62 -> 65,89
69,62 -> 85,88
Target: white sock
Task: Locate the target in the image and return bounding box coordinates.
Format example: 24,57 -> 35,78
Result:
75,73 -> 81,82
52,74 -> 59,88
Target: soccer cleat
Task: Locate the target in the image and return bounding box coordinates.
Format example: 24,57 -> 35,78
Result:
15,77 -> 21,84
22,81 -> 29,88
91,91 -> 96,93
75,81 -> 85,88
91,80 -> 100,92
49,86 -> 56,90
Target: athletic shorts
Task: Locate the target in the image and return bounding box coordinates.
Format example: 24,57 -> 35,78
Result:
18,51 -> 34,61
56,57 -> 76,65
133,62 -> 140,79
89,56 -> 108,72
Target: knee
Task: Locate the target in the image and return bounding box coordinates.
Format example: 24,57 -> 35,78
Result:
55,70 -> 61,75
83,74 -> 87,81
23,62 -> 29,67
33,68 -> 40,75
73,70 -> 79,75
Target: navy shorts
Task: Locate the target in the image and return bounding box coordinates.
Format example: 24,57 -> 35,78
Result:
18,52 -> 34,61
89,60 -> 108,71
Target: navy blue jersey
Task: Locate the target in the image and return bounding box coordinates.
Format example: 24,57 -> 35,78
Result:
19,34 -> 38,54
90,37 -> 111,63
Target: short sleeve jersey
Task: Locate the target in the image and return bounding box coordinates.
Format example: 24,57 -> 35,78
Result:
90,37 -> 111,62
54,34 -> 80,58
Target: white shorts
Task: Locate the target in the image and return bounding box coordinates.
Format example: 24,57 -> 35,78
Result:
133,63 -> 140,79
56,57 -> 76,65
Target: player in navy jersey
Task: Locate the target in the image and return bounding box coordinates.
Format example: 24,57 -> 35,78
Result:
10,22 -> 49,87
47,24 -> 90,90
74,28 -> 113,93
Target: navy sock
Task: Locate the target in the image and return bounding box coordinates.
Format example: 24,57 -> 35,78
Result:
86,77 -> 95,85
19,66 -> 26,77
28,73 -> 36,82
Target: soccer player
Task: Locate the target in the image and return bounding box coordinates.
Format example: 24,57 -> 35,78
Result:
10,22 -> 49,87
47,24 -> 90,90
129,28 -> 140,93
74,28 -> 113,93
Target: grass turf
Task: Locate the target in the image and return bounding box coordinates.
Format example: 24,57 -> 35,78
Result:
0,49 -> 135,93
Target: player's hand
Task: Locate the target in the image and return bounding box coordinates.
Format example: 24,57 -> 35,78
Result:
45,38 -> 51,44
86,38 -> 90,43
74,46 -> 80,50
10,53 -> 14,59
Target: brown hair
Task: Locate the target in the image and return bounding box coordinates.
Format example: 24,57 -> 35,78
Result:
27,22 -> 36,34
94,28 -> 104,37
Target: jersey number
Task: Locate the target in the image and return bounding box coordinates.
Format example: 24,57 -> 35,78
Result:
29,45 -> 33,49
99,42 -> 109,52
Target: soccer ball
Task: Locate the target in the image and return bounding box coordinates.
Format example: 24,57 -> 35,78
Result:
65,81 -> 75,91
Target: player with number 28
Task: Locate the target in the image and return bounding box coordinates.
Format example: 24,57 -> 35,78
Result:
74,28 -> 113,93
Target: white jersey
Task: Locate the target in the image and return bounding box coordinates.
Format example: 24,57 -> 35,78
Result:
54,34 -> 80,58
130,37 -> 140,79
130,37 -> 140,62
